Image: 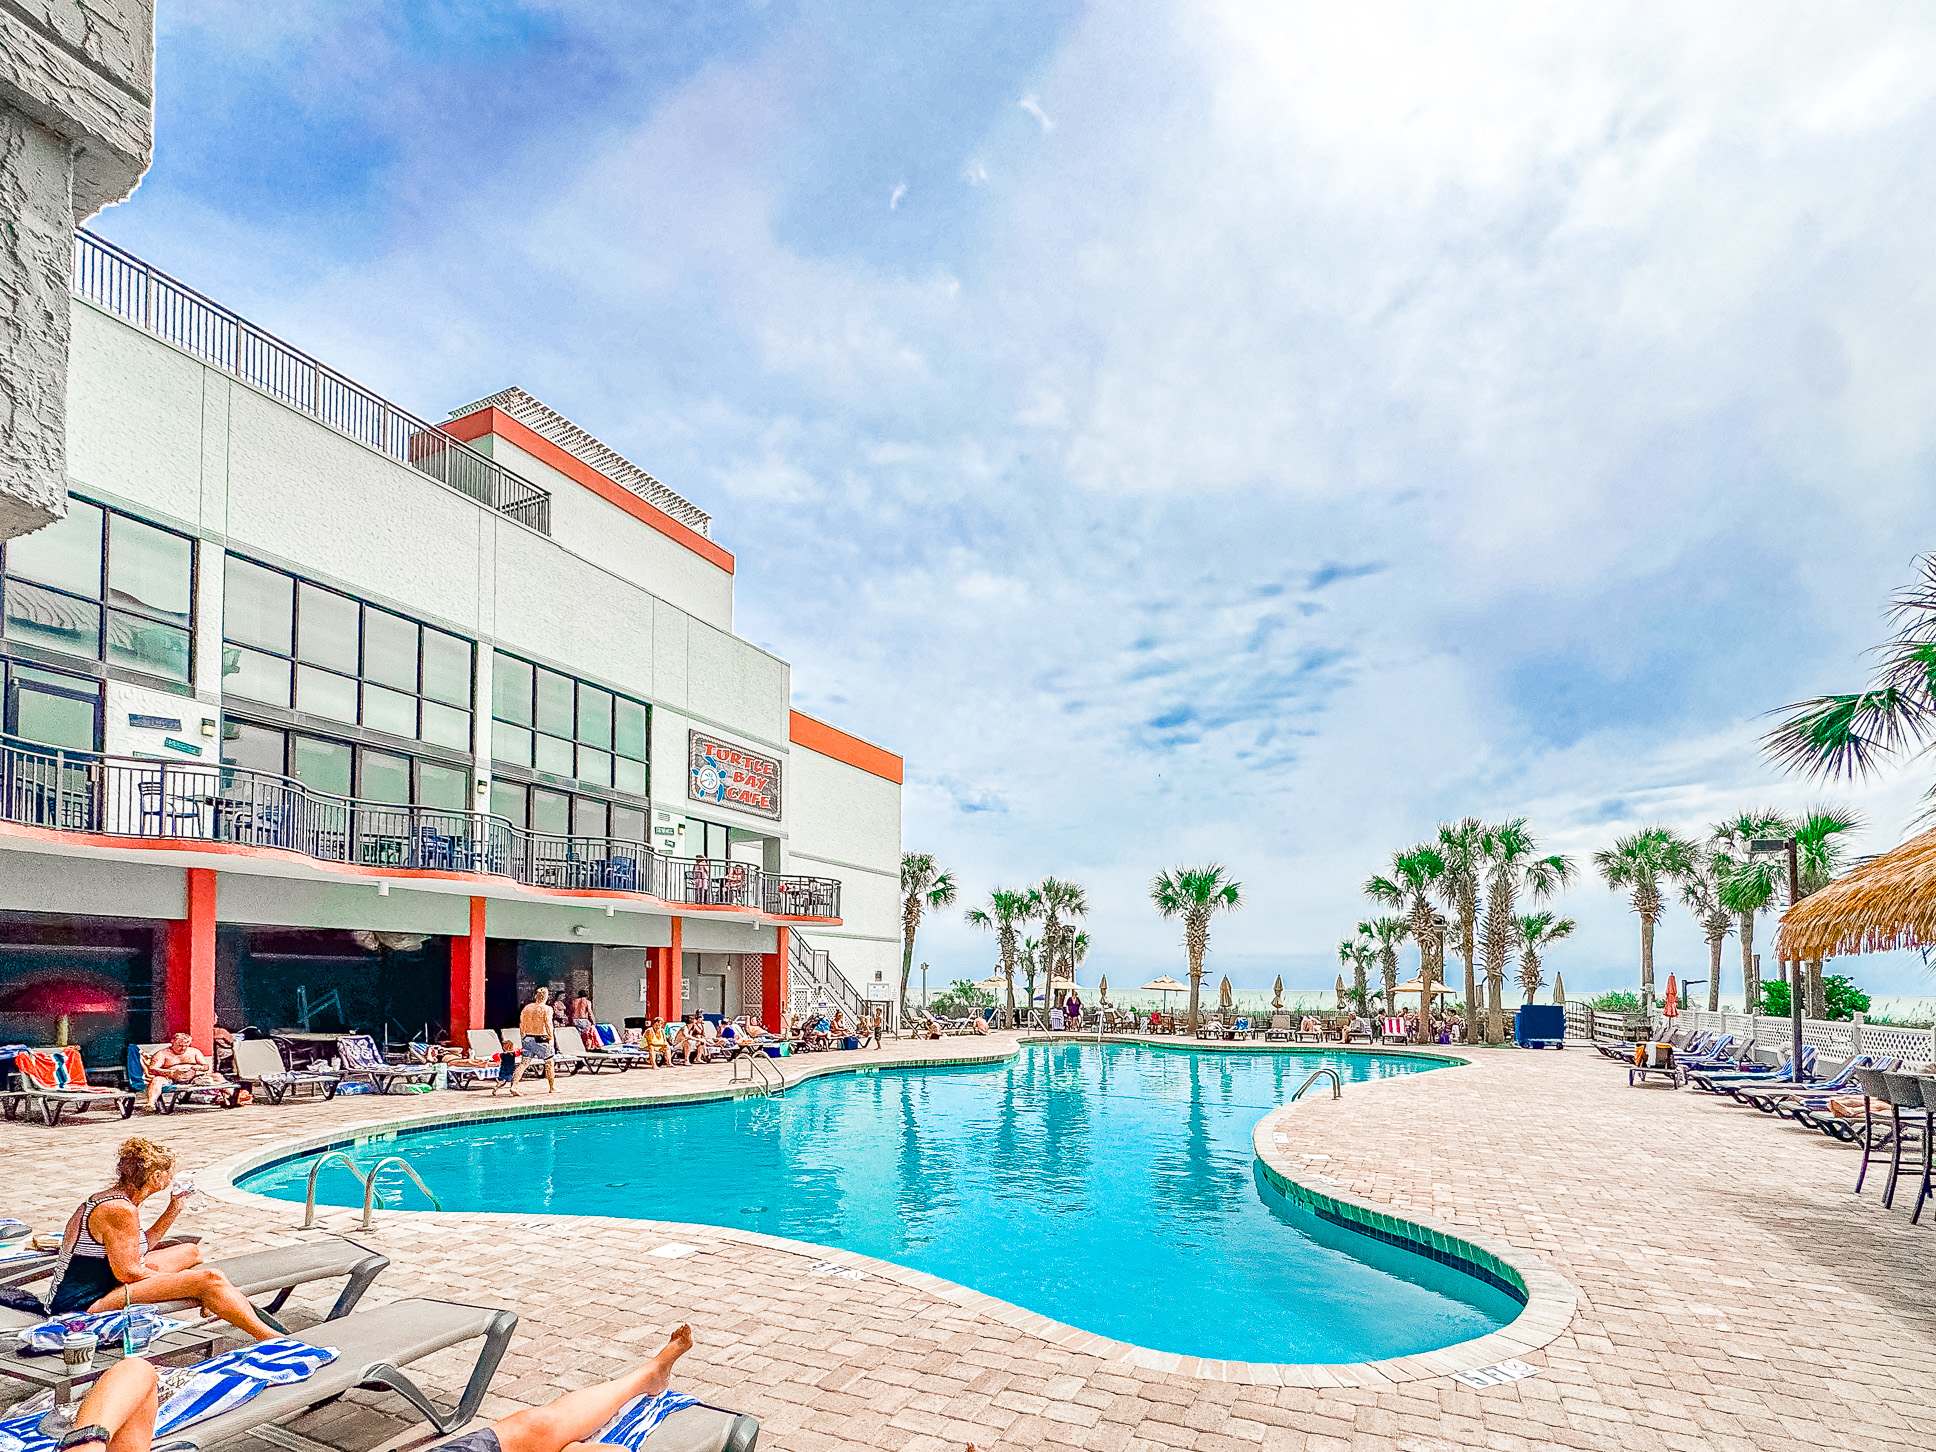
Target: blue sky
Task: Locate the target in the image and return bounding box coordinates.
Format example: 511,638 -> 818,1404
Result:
108,2 -> 1936,1001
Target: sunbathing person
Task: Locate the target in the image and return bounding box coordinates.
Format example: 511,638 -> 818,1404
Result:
48,1137 -> 277,1339
437,1324 -> 696,1452
643,1017 -> 671,1068
141,1032 -> 214,1112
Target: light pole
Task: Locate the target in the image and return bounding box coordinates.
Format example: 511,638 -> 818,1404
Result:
920,961 -> 929,1012
1751,836 -> 1805,1083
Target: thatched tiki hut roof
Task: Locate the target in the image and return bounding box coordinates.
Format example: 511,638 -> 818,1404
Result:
1777,829 -> 1936,961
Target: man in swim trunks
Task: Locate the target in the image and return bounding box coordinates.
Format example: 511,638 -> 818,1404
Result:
519,988 -> 558,1094
142,1032 -> 212,1113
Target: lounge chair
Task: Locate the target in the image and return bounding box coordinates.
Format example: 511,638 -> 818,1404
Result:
1595,1026 -> 1707,1062
1,1046 -> 135,1125
128,1044 -> 242,1113
1378,1017 -> 1406,1043
0,1237 -> 389,1329
231,1039 -> 342,1104
335,1033 -> 438,1094
1735,1056 -> 1870,1112
406,1041 -> 496,1090
1686,1045 -> 1814,1094
1264,1012 -> 1293,1042
553,1026 -> 620,1074
1229,1016 -> 1253,1040
590,1023 -> 658,1067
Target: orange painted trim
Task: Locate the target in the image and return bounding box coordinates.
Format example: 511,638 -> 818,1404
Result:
442,408 -> 734,574
788,710 -> 903,784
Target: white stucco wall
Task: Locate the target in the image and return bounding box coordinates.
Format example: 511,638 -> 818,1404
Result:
785,742 -> 903,993
0,849 -> 182,918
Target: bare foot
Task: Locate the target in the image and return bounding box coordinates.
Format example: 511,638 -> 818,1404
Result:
666,1323 -> 693,1357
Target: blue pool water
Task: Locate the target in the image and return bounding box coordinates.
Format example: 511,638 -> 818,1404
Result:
239,1042 -> 1519,1363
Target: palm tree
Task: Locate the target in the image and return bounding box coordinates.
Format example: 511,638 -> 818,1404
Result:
1065,929 -> 1091,985
1676,849 -> 1735,1013
964,888 -> 1035,1028
1592,827 -> 1697,1007
1435,818 -> 1486,1046
1480,820 -> 1574,1043
898,853 -> 958,1018
1337,938 -> 1373,1013
1150,866 -> 1242,1032
1366,845 -> 1446,1039
1792,805 -> 1862,1017
1032,878 -> 1087,1020
1356,916 -> 1408,1011
1515,911 -> 1575,1003
1712,810 -> 1791,1011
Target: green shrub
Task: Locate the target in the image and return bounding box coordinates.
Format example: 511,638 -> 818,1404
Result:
1590,990 -> 1642,1013
930,979 -> 996,1019
1757,975 -> 1869,1021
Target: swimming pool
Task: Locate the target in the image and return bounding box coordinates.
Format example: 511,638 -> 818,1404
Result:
238,1041 -> 1521,1364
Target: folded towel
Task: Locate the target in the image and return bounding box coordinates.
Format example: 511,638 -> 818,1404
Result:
590,1391 -> 701,1450
15,1309 -> 182,1355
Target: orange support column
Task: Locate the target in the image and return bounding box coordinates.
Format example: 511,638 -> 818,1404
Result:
761,925 -> 790,1032
648,917 -> 683,1021
163,868 -> 217,1052
449,897 -> 487,1041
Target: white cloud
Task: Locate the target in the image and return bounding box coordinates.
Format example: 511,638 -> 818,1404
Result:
1018,94 -> 1054,132
888,181 -> 906,211
962,158 -> 990,186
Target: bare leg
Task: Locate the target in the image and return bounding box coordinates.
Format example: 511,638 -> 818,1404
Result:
142,1243 -> 204,1273
490,1326 -> 693,1452
67,1357 -> 158,1452
90,1267 -> 276,1340
544,1059 -> 556,1093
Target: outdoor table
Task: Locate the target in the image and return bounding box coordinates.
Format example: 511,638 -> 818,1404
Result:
0,1319 -> 220,1406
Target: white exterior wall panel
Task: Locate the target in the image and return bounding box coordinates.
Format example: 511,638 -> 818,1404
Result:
65,305 -> 207,529
786,743 -> 903,994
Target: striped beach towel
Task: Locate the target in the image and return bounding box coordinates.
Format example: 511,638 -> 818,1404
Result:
15,1308 -> 182,1355
590,1391 -> 702,1449
0,1339 -> 336,1452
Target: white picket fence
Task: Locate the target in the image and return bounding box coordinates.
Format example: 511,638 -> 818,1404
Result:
1563,1000 -> 1936,1064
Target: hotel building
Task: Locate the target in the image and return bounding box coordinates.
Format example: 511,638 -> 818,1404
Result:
0,230 -> 901,1061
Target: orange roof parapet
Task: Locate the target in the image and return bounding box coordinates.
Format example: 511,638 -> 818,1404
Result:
789,710 -> 903,784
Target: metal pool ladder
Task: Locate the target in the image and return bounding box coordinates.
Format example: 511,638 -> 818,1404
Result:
301,1151 -> 442,1230
732,1051 -> 785,1098
1291,1067 -> 1342,1102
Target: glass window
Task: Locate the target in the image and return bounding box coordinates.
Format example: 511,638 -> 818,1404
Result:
491,720 -> 532,766
417,760 -> 469,811
576,746 -> 612,788
10,672 -> 99,749
296,584 -> 358,673
290,734 -> 353,796
614,698 -> 647,759
6,499 -> 102,595
362,608 -> 418,692
420,701 -> 470,751
611,805 -> 646,845
296,665 -> 358,723
576,684 -> 611,748
572,796 -> 608,839
490,779 -> 527,828
614,756 -> 647,796
222,557 -> 292,653
107,515 -> 191,625
533,732 -> 572,775
106,612 -> 189,683
422,630 -> 470,707
361,683 -> 416,737
535,669 -> 573,736
491,653 -> 532,725
530,788 -> 569,837
5,578 -> 101,659
220,719 -> 284,775
359,749 -> 411,806
222,645 -> 290,706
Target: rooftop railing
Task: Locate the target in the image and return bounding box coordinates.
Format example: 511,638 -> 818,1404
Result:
70,230 -> 552,535
0,734 -> 838,920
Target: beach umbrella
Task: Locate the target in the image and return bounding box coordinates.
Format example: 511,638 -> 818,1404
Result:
1334,974 -> 1347,1009
1662,974 -> 1679,1019
1271,975 -> 1284,1009
1098,975 -> 1109,1004
0,979 -> 122,1046
1140,975 -> 1186,1013
973,975 -> 1009,997
1218,977 -> 1233,1013
1552,972 -> 1565,1005
1389,978 -> 1455,999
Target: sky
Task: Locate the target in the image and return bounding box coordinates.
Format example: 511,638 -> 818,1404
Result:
103,1 -> 1936,1003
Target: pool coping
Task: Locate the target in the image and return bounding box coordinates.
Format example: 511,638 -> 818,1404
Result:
198,1035 -> 1578,1388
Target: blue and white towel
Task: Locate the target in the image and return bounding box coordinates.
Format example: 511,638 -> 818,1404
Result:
15,1309 -> 182,1355
0,1339 -> 336,1452
590,1391 -> 701,1449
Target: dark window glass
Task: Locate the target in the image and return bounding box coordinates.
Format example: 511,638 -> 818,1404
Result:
530,788 -> 569,836
576,746 -> 612,788
297,665 -> 358,723
360,749 -> 411,806
11,672 -> 99,749
220,719 -> 284,775
420,702 -> 470,751
491,720 -> 532,766
611,805 -> 646,845
296,584 -> 358,673
491,653 -> 532,725
291,734 -> 353,796
106,612 -> 189,683
6,499 -> 102,595
362,608 -> 418,692
4,578 -> 100,659
222,645 -> 290,705
576,684 -> 612,748
533,732 -> 572,775
362,683 -> 416,737
572,796 -> 608,839
107,515 -> 191,625
417,760 -> 468,811
535,669 -> 573,736
490,779 -> 527,828
422,630 -> 470,707
614,756 -> 647,796
614,699 -> 647,759
222,557 -> 292,654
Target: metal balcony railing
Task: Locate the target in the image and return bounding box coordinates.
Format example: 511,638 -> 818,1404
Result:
0,735 -> 838,919
70,230 -> 552,535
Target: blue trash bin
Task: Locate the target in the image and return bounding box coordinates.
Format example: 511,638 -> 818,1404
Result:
1514,1004 -> 1565,1048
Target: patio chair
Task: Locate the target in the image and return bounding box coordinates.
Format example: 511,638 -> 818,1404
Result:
231,1038 -> 341,1104
1869,1071 -> 1934,1210
1627,1039 -> 1685,1088
1,1046 -> 135,1126
128,1044 -> 242,1112
1379,1017 -> 1406,1043
1264,1012 -> 1293,1042
136,778 -> 203,837
335,1034 -> 438,1094
1228,1016 -> 1253,1040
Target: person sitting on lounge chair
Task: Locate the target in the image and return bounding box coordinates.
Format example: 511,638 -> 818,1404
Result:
141,1033 -> 216,1113
1299,1014 -> 1321,1037
641,1017 -> 670,1069
48,1137 -> 277,1340
969,1012 -> 990,1036
669,1017 -> 702,1066
437,1324 -> 695,1452
922,1015 -> 942,1041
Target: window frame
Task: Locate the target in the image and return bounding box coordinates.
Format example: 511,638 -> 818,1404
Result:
486,650 -> 650,825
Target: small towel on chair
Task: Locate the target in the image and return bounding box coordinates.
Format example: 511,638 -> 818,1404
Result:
591,1391 -> 702,1449
15,1308 -> 182,1355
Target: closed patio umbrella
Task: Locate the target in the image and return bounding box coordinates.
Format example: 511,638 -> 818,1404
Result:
1098,975 -> 1109,1004
1218,977 -> 1233,1013
1335,974 -> 1347,1009
1552,972 -> 1565,1005
1662,974 -> 1679,1019
1271,974 -> 1284,1008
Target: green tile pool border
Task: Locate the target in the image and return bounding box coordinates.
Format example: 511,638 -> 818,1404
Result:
202,1035 -> 1578,1387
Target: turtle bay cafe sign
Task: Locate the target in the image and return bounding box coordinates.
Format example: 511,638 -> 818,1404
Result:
687,731 -> 782,820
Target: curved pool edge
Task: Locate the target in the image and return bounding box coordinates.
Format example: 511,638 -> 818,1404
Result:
200,1035 -> 1577,1387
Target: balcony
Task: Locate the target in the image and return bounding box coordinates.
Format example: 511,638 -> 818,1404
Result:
0,735 -> 839,920
70,230 -> 552,535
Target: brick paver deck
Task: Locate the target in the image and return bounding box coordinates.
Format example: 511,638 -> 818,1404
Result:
1,1035 -> 1930,1451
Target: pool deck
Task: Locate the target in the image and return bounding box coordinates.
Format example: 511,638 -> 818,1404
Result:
2,1033 -> 1932,1450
